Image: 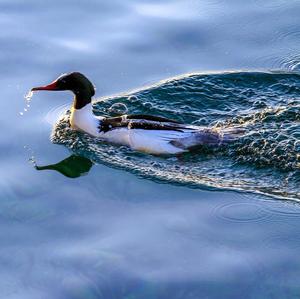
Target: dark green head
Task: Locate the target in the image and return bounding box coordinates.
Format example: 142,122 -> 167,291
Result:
32,72 -> 95,109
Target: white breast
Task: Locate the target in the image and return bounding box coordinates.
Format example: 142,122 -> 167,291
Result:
70,104 -> 99,136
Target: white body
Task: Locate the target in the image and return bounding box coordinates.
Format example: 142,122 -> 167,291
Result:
70,104 -> 230,155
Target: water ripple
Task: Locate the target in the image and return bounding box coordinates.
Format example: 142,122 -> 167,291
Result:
52,71 -> 300,200
212,202 -> 272,224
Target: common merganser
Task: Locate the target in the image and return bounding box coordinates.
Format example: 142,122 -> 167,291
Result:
32,72 -> 237,155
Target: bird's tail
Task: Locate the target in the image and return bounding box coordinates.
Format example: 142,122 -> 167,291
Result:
170,127 -> 245,150
217,127 -> 246,144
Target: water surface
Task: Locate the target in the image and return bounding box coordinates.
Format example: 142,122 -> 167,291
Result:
1,0 -> 300,298
52,71 -> 300,200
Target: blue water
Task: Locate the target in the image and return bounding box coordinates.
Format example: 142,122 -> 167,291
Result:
52,71 -> 299,199
1,0 -> 300,298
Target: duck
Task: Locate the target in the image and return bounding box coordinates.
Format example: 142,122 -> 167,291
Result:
32,72 -> 238,155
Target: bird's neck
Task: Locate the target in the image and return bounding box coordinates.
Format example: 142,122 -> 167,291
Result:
73,91 -> 92,109
70,103 -> 98,136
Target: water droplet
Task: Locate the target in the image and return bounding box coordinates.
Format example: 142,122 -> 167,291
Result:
143,102 -> 153,109
25,90 -> 33,101
108,103 -> 128,114
20,90 -> 34,116
128,95 -> 138,102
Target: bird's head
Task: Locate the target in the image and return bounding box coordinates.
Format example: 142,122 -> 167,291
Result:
32,72 -> 95,109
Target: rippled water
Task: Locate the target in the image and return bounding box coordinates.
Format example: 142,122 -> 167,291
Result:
52,71 -> 300,199
1,0 -> 300,298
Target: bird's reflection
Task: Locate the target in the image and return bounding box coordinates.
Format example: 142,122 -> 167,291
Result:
35,155 -> 93,178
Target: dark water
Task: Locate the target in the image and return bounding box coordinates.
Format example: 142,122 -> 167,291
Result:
52,71 -> 300,200
2,0 -> 300,298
